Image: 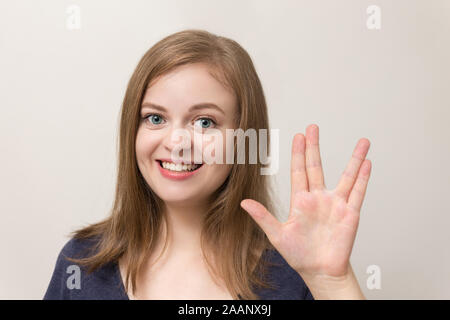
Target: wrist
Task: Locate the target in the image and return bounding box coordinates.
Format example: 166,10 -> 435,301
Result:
298,265 -> 366,300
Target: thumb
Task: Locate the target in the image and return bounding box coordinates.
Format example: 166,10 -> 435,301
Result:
240,199 -> 282,246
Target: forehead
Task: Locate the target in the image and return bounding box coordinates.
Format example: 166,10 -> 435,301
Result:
142,63 -> 236,113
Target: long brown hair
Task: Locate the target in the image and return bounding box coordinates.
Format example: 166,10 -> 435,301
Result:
66,29 -> 281,299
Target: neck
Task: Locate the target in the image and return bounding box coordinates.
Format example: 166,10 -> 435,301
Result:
159,199 -> 209,255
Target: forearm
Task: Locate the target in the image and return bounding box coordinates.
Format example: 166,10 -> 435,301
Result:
299,264 -> 365,300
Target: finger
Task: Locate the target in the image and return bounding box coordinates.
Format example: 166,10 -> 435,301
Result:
240,199 -> 282,246
291,133 -> 308,198
348,159 -> 372,212
335,138 -> 370,201
305,124 -> 325,191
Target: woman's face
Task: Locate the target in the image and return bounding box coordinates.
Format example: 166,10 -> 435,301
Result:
136,63 -> 237,206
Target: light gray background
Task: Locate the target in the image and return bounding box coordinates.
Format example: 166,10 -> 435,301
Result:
1,0 -> 449,299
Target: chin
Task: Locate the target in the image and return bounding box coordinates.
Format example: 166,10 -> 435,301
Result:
151,187 -> 206,204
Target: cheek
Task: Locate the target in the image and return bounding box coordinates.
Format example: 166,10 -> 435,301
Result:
135,131 -> 160,161
201,131 -> 234,164
203,164 -> 232,192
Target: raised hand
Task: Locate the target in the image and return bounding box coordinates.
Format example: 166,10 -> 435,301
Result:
240,124 -> 371,297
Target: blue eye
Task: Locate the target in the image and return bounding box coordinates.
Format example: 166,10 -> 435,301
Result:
142,114 -> 216,129
194,118 -> 216,129
143,114 -> 164,125
150,115 -> 163,124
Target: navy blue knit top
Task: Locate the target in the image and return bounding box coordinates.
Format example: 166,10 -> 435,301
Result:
43,237 -> 314,300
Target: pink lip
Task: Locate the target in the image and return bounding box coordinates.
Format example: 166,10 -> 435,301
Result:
156,160 -> 203,181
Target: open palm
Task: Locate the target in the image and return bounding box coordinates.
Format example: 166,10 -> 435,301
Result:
241,124 -> 372,279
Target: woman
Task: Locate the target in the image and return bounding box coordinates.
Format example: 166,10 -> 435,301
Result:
44,29 -> 371,300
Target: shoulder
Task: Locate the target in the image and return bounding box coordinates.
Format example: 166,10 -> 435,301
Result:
255,249 -> 314,300
59,236 -> 100,260
43,236 -> 126,300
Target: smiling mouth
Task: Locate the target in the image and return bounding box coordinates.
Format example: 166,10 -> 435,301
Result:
157,160 -> 203,172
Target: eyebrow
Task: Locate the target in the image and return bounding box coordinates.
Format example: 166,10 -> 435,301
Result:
141,102 -> 225,116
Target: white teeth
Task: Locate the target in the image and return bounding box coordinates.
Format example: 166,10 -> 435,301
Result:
161,161 -> 201,172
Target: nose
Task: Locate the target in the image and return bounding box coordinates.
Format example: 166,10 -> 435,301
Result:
162,125 -> 194,161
